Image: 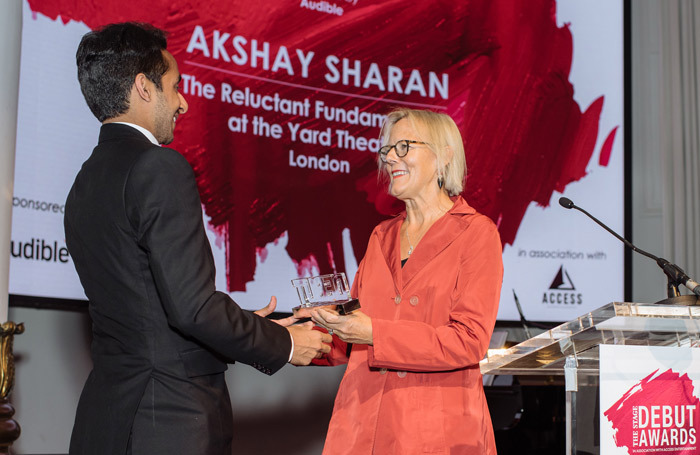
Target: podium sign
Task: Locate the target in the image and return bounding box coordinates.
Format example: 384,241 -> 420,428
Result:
600,345 -> 700,455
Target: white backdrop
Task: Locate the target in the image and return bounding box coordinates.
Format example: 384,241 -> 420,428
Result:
10,0 -> 625,321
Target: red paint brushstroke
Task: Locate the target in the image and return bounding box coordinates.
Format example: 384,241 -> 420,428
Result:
255,246 -> 268,264
604,369 -> 700,454
27,0 -> 614,291
326,242 -> 337,273
294,256 -> 320,278
600,126 -> 619,167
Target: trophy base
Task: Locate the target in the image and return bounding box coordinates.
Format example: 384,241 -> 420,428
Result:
293,298 -> 360,318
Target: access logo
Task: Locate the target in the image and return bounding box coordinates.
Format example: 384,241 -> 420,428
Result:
542,265 -> 583,305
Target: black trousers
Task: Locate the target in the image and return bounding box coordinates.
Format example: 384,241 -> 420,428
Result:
127,373 -> 233,455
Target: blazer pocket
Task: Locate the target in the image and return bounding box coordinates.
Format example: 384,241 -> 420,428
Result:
179,348 -> 228,378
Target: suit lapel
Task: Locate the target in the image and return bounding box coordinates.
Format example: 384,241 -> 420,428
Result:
401,197 -> 476,288
376,215 -> 404,292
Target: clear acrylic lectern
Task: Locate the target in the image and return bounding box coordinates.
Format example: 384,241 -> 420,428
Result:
480,298 -> 700,455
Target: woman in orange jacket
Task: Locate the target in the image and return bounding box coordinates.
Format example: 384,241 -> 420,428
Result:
311,108 -> 504,454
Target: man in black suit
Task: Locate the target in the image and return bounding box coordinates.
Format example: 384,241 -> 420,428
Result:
65,22 -> 331,455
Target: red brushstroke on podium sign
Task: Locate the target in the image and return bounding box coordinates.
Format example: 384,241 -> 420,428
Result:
604,369 -> 700,454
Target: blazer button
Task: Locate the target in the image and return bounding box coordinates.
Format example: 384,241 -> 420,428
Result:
397,371 -> 407,378
379,368 -> 387,375
409,296 -> 419,306
394,295 -> 401,304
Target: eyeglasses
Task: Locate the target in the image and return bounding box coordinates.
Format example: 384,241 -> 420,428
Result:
377,140 -> 429,163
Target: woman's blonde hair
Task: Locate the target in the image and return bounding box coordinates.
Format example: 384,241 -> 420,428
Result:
377,108 -> 466,196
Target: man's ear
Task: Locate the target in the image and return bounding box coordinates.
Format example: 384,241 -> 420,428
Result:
133,73 -> 152,102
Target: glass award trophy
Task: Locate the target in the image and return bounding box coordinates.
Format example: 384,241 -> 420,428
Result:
291,272 -> 360,317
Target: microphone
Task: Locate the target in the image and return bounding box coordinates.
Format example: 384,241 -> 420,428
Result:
558,197 -> 700,297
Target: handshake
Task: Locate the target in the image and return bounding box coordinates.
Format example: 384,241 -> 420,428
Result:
254,295 -> 334,365
254,273 -> 368,365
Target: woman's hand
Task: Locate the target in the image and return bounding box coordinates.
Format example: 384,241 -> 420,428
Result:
311,308 -> 373,345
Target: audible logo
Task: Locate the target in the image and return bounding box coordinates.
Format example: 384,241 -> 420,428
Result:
10,238 -> 70,263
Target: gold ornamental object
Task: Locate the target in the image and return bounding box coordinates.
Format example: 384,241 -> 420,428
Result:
0,321 -> 24,454
0,322 -> 24,399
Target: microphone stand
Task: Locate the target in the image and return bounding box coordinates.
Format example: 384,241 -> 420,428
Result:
559,197 -> 700,302
512,290 -> 532,339
512,290 -> 557,335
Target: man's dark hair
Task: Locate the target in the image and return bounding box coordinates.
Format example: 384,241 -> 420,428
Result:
76,22 -> 170,122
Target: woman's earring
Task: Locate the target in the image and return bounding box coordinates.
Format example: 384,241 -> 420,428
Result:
437,176 -> 444,189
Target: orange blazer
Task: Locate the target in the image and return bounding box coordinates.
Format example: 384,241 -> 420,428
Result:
317,196 -> 504,454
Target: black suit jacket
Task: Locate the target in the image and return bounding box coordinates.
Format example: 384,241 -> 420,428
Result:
65,124 -> 291,455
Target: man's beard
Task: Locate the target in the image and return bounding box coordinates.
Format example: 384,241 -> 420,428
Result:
154,94 -> 175,145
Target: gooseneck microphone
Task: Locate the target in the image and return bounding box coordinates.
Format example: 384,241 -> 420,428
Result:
558,197 -> 700,298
